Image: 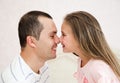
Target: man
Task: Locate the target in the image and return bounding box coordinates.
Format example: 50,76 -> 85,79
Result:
1,11 -> 59,83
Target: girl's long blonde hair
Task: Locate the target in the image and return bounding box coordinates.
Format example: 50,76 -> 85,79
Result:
64,11 -> 120,79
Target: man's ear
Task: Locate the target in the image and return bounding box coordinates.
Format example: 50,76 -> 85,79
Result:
26,36 -> 36,48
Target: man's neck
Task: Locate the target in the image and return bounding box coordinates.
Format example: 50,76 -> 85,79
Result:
20,51 -> 45,74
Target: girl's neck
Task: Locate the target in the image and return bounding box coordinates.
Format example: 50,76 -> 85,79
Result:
75,50 -> 91,67
80,57 -> 90,67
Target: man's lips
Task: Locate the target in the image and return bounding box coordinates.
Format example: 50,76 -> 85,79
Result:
52,45 -> 57,51
52,47 -> 56,51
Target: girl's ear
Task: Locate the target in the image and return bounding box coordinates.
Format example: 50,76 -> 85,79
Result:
26,36 -> 36,48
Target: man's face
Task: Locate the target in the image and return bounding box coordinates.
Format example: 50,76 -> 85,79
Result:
35,16 -> 59,61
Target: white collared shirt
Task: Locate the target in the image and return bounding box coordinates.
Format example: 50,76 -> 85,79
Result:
1,55 -> 50,83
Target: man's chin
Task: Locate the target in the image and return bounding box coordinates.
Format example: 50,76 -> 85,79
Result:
52,54 -> 56,59
48,54 -> 56,60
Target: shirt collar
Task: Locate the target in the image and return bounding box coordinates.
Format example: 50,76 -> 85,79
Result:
19,55 -> 48,78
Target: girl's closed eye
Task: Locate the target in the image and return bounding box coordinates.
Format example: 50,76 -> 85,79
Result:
62,33 -> 66,36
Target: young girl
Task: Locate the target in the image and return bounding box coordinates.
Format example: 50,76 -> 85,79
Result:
60,11 -> 120,83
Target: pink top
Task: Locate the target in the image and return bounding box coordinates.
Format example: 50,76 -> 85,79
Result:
74,58 -> 120,83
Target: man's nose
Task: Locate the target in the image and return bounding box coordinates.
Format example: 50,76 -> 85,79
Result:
55,36 -> 60,44
59,36 -> 63,43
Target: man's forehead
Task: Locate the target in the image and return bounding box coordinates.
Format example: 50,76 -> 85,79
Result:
39,17 -> 56,27
41,25 -> 57,35
38,16 -> 57,33
38,16 -> 52,23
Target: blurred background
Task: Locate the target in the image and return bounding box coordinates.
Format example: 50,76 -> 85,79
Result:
0,0 -> 120,83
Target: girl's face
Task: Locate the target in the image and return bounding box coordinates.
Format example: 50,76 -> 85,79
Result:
60,21 -> 79,53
